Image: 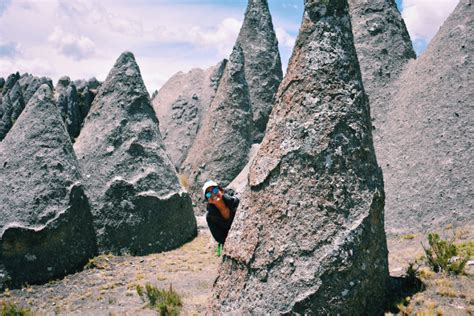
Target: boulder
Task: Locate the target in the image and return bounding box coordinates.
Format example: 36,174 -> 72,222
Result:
74,52 -> 197,255
210,0 -> 389,314
182,44 -> 252,203
377,1 -> 474,233
236,0 -> 283,142
152,60 -> 226,169
348,0 -> 415,127
0,84 -> 96,289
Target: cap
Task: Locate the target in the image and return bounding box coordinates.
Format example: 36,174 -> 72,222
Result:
202,180 -> 218,198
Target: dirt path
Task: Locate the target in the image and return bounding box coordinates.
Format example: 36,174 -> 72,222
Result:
1,219 -> 472,315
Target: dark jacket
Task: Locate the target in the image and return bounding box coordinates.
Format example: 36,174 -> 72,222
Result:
206,190 -> 239,244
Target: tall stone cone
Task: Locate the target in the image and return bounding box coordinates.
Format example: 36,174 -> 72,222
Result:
182,44 -> 252,203
210,0 -> 388,314
0,84 -> 97,288
152,60 -> 227,169
237,0 -> 283,142
74,52 -> 196,255
348,0 -> 415,126
378,1 -> 474,233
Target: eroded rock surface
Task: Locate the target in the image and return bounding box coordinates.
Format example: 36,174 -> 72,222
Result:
0,85 -> 96,288
182,44 -> 252,203
211,0 -> 388,314
152,61 -> 226,169
74,52 -> 196,255
236,0 -> 283,142
0,82 -> 25,141
378,1 -> 474,234
349,0 -> 415,127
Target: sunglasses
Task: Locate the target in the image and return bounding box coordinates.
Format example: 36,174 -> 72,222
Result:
205,186 -> 219,199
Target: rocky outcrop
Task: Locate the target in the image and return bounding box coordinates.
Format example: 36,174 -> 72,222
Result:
236,0 -> 283,142
211,0 -> 389,314
0,82 -> 25,141
55,77 -> 82,139
182,44 -> 252,202
2,72 -> 20,96
74,52 -> 196,255
0,85 -> 97,289
18,73 -> 54,105
348,0 -> 415,126
152,60 -> 226,169
74,77 -> 100,123
378,1 -> 474,234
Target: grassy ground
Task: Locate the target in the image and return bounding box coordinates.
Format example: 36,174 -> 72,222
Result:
0,220 -> 472,315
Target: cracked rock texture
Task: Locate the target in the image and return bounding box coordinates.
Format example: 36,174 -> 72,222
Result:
182,44 -> 252,204
0,85 -> 97,289
74,52 -> 197,255
376,1 -> 474,234
236,0 -> 283,142
210,0 -> 389,314
152,60 -> 226,169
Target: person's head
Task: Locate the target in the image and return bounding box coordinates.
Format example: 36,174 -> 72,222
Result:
202,180 -> 224,205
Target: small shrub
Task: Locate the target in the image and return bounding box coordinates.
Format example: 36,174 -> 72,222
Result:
401,233 -> 416,240
84,254 -> 113,270
0,301 -> 33,316
422,232 -> 469,274
136,283 -> 182,315
178,174 -> 189,190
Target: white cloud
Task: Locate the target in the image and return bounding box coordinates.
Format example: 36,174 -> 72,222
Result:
275,27 -> 296,48
402,0 -> 458,43
48,27 -> 96,60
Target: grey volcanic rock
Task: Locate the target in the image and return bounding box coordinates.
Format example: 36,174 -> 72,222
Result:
379,1 -> 474,234
2,72 -> 19,96
55,76 -> 100,140
0,85 -> 96,288
348,0 -> 415,127
211,0 -> 388,314
74,52 -> 196,255
182,44 -> 252,202
0,78 -> 4,91
236,0 -> 283,142
0,82 -> 25,141
73,77 -> 101,124
56,77 -> 82,139
20,76 -> 53,105
152,60 -> 226,169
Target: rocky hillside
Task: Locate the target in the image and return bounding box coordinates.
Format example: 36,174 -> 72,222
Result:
373,0 -> 473,234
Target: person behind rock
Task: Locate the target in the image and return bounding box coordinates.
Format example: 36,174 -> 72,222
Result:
203,180 -> 239,248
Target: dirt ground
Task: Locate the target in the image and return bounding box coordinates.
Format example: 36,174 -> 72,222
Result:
0,219 -> 473,315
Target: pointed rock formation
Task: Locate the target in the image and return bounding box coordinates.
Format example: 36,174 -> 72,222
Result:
182,44 -> 252,202
0,85 -> 96,288
2,72 -> 20,96
55,77 -> 82,139
74,52 -> 196,255
152,60 -> 226,169
19,75 -> 53,105
349,0 -> 415,126
211,0 -> 388,314
0,82 -> 25,141
236,0 -> 283,142
378,1 -> 474,233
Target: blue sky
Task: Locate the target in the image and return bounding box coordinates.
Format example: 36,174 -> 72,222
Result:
0,0 -> 458,92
